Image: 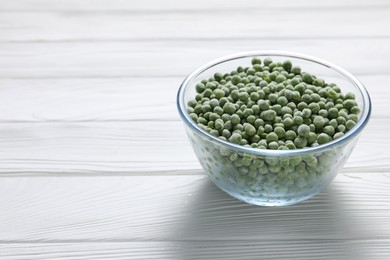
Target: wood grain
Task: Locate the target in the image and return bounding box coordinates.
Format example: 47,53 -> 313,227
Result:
1,0 -> 389,12
0,39 -> 389,78
0,8 -> 388,42
0,0 -> 389,258
0,75 -> 385,123
0,172 -> 389,243
1,240 -> 390,260
0,117 -> 386,174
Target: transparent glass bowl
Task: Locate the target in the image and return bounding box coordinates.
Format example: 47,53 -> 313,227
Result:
177,51 -> 371,206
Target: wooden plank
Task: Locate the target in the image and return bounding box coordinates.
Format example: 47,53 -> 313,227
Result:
1,0 -> 389,12
1,240 -> 390,260
0,9 -> 388,42
0,117 -> 386,174
0,172 -> 389,243
0,39 -> 389,78
0,74 -> 385,122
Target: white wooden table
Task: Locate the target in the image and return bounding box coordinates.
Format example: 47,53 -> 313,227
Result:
0,0 -> 389,259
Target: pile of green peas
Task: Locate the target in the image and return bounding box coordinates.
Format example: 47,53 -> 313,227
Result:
187,57 -> 360,150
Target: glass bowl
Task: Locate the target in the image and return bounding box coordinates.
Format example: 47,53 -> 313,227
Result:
177,51 -> 371,206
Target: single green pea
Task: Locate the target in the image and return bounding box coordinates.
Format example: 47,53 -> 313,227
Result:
244,124 -> 257,137
297,124 -> 310,138
319,109 -> 328,118
231,75 -> 241,85
333,132 -> 344,139
346,119 -> 356,130
302,108 -> 312,118
268,93 -> 278,103
302,73 -> 314,84
323,125 -> 335,136
307,132 -> 317,144
294,136 -> 308,148
209,112 -> 220,121
214,89 -> 225,99
317,133 -> 331,144
263,58 -> 273,66
266,132 -> 279,143
350,106 -> 360,115
264,124 -> 273,133
291,66 -> 301,75
210,129 -> 219,136
285,130 -> 297,140
293,116 -> 303,125
268,141 -> 279,150
222,129 -> 231,138
229,133 -> 242,144
313,116 -> 325,129
328,107 -> 338,119
282,60 -> 292,71
276,74 -> 287,83
348,114 -> 358,123
274,126 -> 286,138
327,90 -> 339,100
223,102 -> 236,115
307,103 -> 320,114
345,92 -> 355,100
338,124 -> 346,133
261,110 -> 277,121
313,78 -> 324,87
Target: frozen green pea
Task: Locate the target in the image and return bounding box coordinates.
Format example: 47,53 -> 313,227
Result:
266,132 -> 279,143
333,132 -> 344,139
348,114 -> 358,123
302,108 -> 312,118
223,102 -> 236,115
293,115 -> 303,125
350,106 -> 360,114
327,89 -> 339,100
294,136 -> 307,148
346,119 -> 356,130
307,132 -> 317,144
229,133 -> 242,144
297,124 -> 310,137
285,130 -> 297,140
209,113 -> 220,121
244,124 -> 256,137
338,124 -> 346,132
261,110 -> 277,121
230,114 -> 241,124
210,129 -> 219,136
308,103 -> 320,114
268,141 -> 279,150
215,119 -> 224,131
231,75 -> 241,85
313,116 -> 325,129
274,126 -> 286,138
323,125 -> 335,136
317,133 -> 331,144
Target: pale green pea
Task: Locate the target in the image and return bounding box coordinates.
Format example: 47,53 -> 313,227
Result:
317,133 -> 331,144
313,116 -> 325,129
268,141 -> 279,150
293,115 -> 303,125
285,130 -> 297,140
244,124 -> 256,137
338,124 -> 346,132
294,136 -> 307,148
297,124 -> 310,137
307,132 -> 317,144
346,120 -> 356,130
333,132 -> 344,139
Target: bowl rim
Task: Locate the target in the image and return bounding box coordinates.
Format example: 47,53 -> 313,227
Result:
177,50 -> 371,156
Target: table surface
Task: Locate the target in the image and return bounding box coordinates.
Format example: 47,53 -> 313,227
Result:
0,0 -> 390,259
